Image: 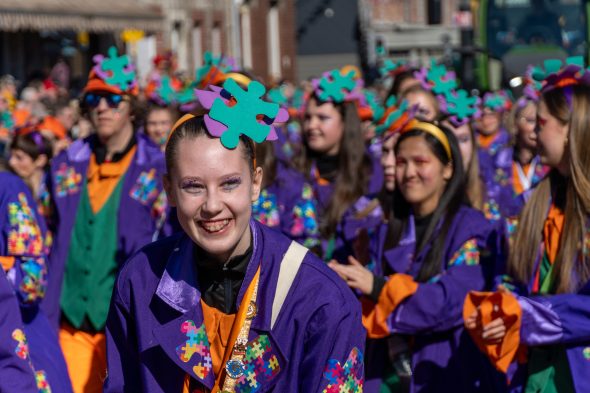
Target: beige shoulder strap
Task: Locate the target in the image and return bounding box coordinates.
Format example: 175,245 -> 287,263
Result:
270,241 -> 308,329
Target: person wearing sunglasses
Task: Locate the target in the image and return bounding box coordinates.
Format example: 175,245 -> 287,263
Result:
43,47 -> 171,393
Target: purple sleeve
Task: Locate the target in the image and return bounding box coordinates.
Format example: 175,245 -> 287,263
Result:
518,293 -> 590,345
389,265 -> 486,334
0,270 -> 39,393
104,261 -> 142,392
300,297 -> 365,392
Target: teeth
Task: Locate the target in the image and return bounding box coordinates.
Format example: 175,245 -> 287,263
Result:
201,219 -> 230,233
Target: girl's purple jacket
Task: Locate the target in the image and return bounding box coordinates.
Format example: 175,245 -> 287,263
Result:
105,219 -> 365,392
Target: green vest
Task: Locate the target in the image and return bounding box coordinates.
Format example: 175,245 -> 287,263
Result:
60,176 -> 124,331
525,253 -> 575,393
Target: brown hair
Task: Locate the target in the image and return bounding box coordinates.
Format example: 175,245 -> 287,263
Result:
508,85 -> 590,293
297,95 -> 371,239
164,114 -> 255,177
10,132 -> 53,164
401,85 -> 440,119
465,125 -> 485,211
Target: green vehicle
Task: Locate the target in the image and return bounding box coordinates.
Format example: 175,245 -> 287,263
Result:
475,0 -> 589,89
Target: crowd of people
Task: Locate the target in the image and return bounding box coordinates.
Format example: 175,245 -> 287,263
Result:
0,46 -> 588,393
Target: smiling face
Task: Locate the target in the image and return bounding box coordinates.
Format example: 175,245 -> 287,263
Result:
304,98 -> 344,156
536,99 -> 569,172
164,135 -> 262,262
9,149 -> 45,180
395,135 -> 452,217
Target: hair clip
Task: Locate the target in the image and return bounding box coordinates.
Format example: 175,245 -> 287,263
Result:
439,89 -> 481,127
375,96 -> 416,138
531,56 -> 590,93
311,68 -> 365,104
482,90 -> 512,112
92,46 -> 137,93
195,52 -> 238,89
380,59 -> 409,79
196,79 -> 289,149
414,59 -> 458,96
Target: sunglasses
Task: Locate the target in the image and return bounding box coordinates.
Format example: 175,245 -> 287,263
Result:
83,93 -> 127,109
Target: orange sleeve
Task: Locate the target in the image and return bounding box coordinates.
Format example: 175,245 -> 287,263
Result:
0,256 -> 15,271
362,274 -> 418,339
463,291 -> 523,373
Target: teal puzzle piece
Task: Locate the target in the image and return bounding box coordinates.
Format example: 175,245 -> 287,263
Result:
317,70 -> 357,102
209,79 -> 279,149
101,46 -> 136,91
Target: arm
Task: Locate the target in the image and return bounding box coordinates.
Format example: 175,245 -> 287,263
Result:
104,272 -> 141,392
363,239 -> 486,337
2,188 -> 49,307
299,300 -> 365,393
518,292 -> 590,346
0,270 -> 39,392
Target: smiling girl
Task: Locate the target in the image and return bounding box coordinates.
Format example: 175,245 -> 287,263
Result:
331,120 -> 503,392
465,62 -> 590,393
104,80 -> 364,393
298,69 -> 383,263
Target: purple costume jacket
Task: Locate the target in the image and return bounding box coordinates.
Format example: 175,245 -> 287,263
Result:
371,206 -> 505,393
43,133 -> 169,329
105,219 -> 365,392
252,161 -> 320,249
0,269 -> 38,392
481,147 -> 548,219
0,171 -> 72,392
496,217 -> 590,393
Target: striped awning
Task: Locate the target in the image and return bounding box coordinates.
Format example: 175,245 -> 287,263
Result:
0,0 -> 163,32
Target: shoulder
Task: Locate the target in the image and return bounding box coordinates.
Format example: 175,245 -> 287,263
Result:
136,133 -> 165,167
0,172 -> 35,205
258,223 -> 358,310
450,205 -> 495,242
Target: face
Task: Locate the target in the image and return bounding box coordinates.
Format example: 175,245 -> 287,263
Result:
57,107 -> 76,130
445,121 -> 473,171
9,149 -> 45,180
404,91 -> 437,121
381,133 -> 399,192
477,108 -> 501,136
536,100 -> 569,172
515,103 -> 538,150
397,77 -> 420,96
395,135 -> 452,216
146,108 -> 174,147
304,98 -> 344,156
164,136 -> 262,262
88,93 -> 132,142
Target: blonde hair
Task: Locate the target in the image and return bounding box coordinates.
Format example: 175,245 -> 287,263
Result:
508,85 -> 590,293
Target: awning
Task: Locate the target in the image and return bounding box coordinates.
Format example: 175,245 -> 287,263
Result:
0,0 -> 163,32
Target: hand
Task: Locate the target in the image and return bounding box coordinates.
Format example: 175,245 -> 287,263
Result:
465,309 -> 478,330
328,256 -> 374,295
482,317 -> 507,344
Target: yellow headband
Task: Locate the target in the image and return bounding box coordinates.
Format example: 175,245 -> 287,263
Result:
165,112 -> 257,168
404,121 -> 452,159
223,72 -> 252,88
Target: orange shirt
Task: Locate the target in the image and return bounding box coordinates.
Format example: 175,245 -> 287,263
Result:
86,146 -> 136,214
478,133 -> 497,149
512,162 -> 531,195
543,204 -> 565,265
201,301 -> 237,378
